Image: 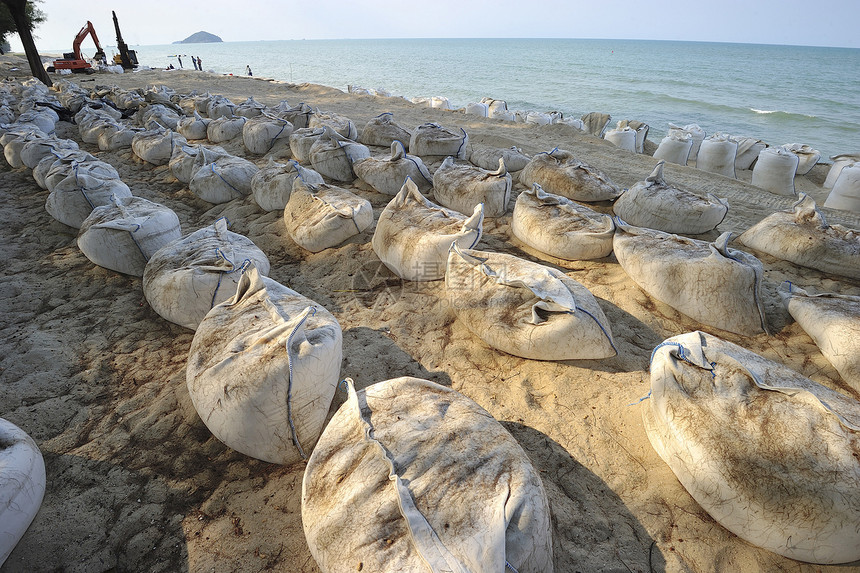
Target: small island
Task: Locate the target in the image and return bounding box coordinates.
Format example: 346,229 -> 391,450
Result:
173,31 -> 223,44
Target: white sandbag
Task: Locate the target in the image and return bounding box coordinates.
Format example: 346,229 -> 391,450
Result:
283,178 -> 374,252
733,137 -> 767,170
77,117 -> 117,146
780,283 -> 860,389
19,136 -> 78,170
188,148 -> 259,204
824,153 -> 860,189
242,113 -> 293,155
33,150 -> 96,189
695,133 -> 737,178
409,122 -> 468,159
643,330 -> 860,564
823,163 -> 860,213
737,193 -> 860,280
0,418 -> 46,568
481,97 -> 509,118
206,115 -> 247,143
468,145 -> 531,172
432,156 -> 512,218
251,159 -> 324,212
135,103 -> 180,130
580,112 -> 611,138
751,146 -> 799,196
616,119 -> 649,153
175,111 -> 210,140
372,178 -> 483,281
77,196 -> 182,276
782,143 -> 820,175
205,96 -> 236,119
653,131 -> 693,166
669,123 -> 706,161
168,144 -> 202,185
308,126 -> 371,182
302,376 -> 554,573
358,112 -> 412,150
613,161 -> 729,234
603,124 -> 636,152
525,111 -> 553,126
614,222 -> 767,336
233,96 -> 266,118
353,140 -> 432,195
142,218 -> 271,330
512,184 -> 615,261
519,147 -> 622,202
42,157 -> 117,193
45,171 -> 133,229
2,128 -> 45,168
15,109 -> 55,134
464,102 -> 489,117
430,96 -> 452,109
96,124 -> 140,152
308,109 -> 358,140
271,101 -> 313,129
187,267 -> 342,464
131,128 -> 186,166
288,127 -> 326,164
446,245 -> 616,360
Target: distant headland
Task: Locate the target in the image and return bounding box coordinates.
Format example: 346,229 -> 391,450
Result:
173,31 -> 223,44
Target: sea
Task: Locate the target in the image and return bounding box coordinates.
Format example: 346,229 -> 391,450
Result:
115,38 -> 859,161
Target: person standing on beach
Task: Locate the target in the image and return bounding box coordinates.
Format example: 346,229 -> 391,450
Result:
197,56 -> 203,70
178,55 -> 183,69
246,65 -> 253,76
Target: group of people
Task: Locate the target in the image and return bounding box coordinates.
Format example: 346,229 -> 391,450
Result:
171,55 -> 204,71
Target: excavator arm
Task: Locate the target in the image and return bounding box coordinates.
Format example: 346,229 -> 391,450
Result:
72,21 -> 106,63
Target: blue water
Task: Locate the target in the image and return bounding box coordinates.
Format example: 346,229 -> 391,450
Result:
118,38 -> 860,160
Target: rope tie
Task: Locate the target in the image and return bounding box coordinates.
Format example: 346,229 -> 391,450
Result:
286,307 -> 318,460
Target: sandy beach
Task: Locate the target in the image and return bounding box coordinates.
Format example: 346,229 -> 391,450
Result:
2,54 -> 860,572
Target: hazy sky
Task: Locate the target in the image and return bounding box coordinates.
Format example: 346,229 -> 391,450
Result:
8,0 -> 859,52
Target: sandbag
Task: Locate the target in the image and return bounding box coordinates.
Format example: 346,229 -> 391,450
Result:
823,163 -> 860,213
669,123 -> 705,161
142,218 -> 271,330
175,111 -> 210,140
3,128 -> 45,168
614,222 -> 767,336
653,131 -> 693,166
19,136 -> 78,170
446,245 -> 617,360
131,128 -> 186,166
580,112 -> 611,138
308,109 -> 358,140
96,124 -> 140,152
603,124 -> 636,152
187,267 -> 342,465
751,146 -> 799,196
33,149 -> 96,189
372,178 -> 483,281
77,196 -> 182,276
737,193 -> 860,280
643,330 -> 860,564
188,148 -> 259,204
465,101 -> 489,117
358,112 -> 412,150
45,171 -> 133,229
824,153 -> 860,189
302,376 -> 554,573
42,157 -> 117,193
233,96 -> 266,118
251,159 -> 324,212
432,156 -> 512,218
283,178 -> 373,252
289,127 -> 326,164
205,95 -> 236,119
271,101 -> 313,129
782,143 -> 820,175
481,97 -> 509,118
308,126 -> 371,182
353,140 -> 432,195
512,183 -> 615,261
468,145 -> 531,172
0,418 -> 46,568
242,113 -> 293,155
613,161 -> 729,234
409,122 -> 468,159
733,137 -> 767,170
519,148 -> 622,202
780,283 -> 860,390
616,119 -> 649,153
695,133 -> 737,178
206,115 -> 247,143
135,103 -> 180,130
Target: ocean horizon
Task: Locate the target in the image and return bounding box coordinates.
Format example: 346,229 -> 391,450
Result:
90,38 -> 859,161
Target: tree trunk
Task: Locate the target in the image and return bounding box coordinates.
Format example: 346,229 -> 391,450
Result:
1,0 -> 51,87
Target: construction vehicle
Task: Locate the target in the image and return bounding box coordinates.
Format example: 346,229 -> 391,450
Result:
50,21 -> 106,72
111,11 -> 138,70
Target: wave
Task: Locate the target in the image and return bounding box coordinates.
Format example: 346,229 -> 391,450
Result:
749,108 -> 817,119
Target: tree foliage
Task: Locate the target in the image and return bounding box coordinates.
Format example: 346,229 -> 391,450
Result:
0,0 -> 45,53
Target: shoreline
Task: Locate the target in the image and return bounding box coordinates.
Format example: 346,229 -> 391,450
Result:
2,57 -> 859,571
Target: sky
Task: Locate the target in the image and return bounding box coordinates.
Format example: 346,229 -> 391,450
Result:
8,0 -> 860,52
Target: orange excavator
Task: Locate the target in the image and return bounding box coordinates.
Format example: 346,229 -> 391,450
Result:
51,21 -> 107,72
